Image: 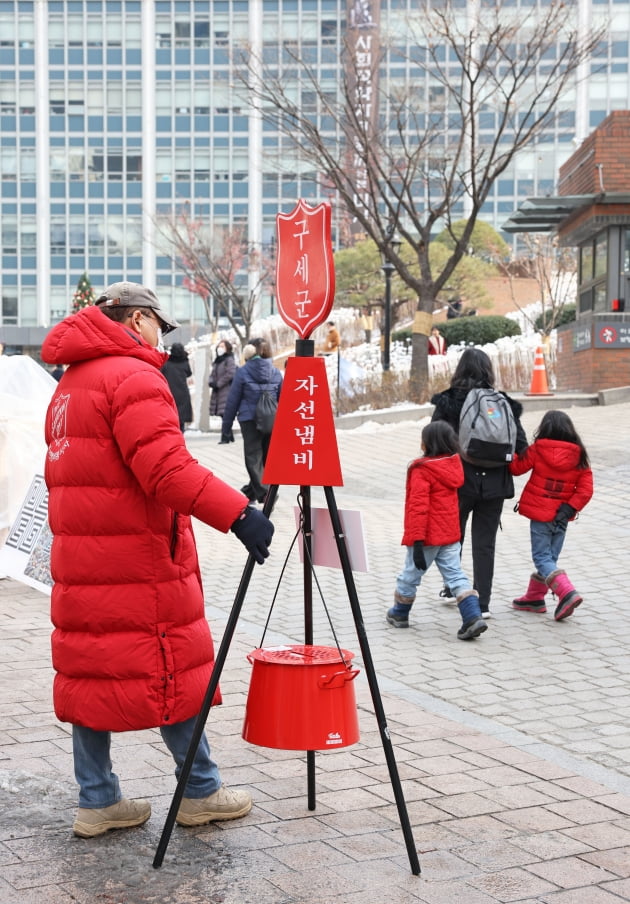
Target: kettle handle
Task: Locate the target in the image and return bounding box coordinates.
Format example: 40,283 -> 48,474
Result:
318,668 -> 360,689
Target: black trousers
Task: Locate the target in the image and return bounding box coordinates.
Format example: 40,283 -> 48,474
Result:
458,493 -> 505,610
240,419 -> 271,502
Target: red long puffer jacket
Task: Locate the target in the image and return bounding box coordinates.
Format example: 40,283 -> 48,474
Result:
42,306 -> 248,732
401,454 -> 464,547
510,438 -> 593,522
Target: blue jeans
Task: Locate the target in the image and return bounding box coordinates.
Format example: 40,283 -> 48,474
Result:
530,519 -> 567,579
73,716 -> 222,808
396,542 -> 473,601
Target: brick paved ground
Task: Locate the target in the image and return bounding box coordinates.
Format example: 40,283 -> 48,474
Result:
1,398 -> 629,903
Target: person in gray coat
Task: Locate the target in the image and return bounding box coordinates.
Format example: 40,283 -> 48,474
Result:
209,340 -> 237,443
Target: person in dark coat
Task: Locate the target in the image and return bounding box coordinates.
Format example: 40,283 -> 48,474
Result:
221,338 -> 282,504
161,342 -> 193,432
430,347 -> 528,618
209,340 -> 237,443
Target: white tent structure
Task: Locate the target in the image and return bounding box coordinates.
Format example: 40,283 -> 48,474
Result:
0,356 -> 54,544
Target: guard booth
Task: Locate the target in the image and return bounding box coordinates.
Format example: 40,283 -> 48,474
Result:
503,111 -> 630,392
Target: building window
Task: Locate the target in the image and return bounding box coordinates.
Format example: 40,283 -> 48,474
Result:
2,292 -> 18,324
579,243 -> 593,285
594,232 -> 607,278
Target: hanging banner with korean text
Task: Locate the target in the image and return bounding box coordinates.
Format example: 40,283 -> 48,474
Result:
275,200 -> 335,339
263,356 -> 342,487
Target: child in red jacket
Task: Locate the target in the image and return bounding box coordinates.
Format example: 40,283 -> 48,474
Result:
387,421 -> 487,641
510,410 -> 593,621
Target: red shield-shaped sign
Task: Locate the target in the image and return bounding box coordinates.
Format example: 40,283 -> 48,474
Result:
276,200 -> 335,339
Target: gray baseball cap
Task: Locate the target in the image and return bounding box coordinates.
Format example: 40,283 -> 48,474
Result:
96,282 -> 179,334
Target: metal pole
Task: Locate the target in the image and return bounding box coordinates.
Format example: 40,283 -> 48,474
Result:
382,263 -> 392,372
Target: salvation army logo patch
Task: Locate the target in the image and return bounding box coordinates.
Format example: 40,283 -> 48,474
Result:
48,393 -> 70,461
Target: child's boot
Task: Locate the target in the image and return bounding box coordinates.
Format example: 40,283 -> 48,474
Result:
546,569 -> 582,621
386,591 -> 415,628
456,591 -> 487,640
512,573 -> 548,613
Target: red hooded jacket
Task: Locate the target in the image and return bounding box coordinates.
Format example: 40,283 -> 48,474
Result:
402,453 -> 464,547
510,438 -> 593,522
42,306 -> 248,732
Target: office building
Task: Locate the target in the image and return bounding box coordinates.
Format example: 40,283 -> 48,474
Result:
1,0 -> 628,350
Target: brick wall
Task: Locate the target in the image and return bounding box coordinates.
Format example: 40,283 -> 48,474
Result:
559,111 -> 630,196
556,323 -> 630,391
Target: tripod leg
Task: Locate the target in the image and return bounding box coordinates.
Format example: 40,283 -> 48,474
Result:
323,486 -> 421,876
153,485 -> 279,868
300,486 -> 317,810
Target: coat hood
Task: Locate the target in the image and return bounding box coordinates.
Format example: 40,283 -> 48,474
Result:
245,355 -> 278,383
410,453 -> 463,490
531,437 -> 582,471
41,305 -> 167,370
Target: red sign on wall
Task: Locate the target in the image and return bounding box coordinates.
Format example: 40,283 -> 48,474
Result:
263,356 -> 342,487
275,200 -> 335,339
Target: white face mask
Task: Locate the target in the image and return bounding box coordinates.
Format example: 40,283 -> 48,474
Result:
156,327 -> 165,353
217,345 -> 226,354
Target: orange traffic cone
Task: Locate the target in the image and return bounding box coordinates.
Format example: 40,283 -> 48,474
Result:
526,346 -> 553,396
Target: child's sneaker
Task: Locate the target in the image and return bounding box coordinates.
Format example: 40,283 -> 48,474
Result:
386,607 -> 410,628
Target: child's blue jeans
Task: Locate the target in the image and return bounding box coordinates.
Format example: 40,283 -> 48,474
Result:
396,541 -> 473,600
530,520 -> 567,579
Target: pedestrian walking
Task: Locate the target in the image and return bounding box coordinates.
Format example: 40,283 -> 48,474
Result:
221,338 -> 282,504
41,281 -> 274,838
209,340 -> 237,443
386,421 -> 487,641
430,347 -> 528,617
428,326 -> 447,356
323,320 -> 340,353
161,342 -> 193,432
510,409 -> 593,620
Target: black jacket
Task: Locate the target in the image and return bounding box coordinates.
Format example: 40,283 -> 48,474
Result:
430,386 -> 528,500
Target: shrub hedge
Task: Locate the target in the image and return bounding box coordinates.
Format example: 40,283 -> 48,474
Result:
392,315 -> 521,346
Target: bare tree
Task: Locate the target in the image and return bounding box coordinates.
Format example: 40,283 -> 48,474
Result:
237,1 -> 604,400
500,234 -> 577,335
153,206 -> 275,346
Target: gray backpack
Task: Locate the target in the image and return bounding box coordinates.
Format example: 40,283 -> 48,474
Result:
458,388 -> 516,467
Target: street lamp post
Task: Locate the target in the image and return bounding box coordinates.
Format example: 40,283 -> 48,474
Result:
381,227 -> 401,372
381,258 -> 394,372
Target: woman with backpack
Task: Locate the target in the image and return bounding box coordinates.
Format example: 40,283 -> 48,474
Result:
430,348 -> 528,617
221,339 -> 282,505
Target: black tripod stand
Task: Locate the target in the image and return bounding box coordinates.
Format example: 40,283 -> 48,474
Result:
154,348 -> 420,875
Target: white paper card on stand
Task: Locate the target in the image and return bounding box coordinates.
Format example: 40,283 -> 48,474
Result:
0,474 -> 52,595
293,506 -> 369,573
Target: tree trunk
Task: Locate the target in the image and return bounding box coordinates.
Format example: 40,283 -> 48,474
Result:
408,298 -> 433,403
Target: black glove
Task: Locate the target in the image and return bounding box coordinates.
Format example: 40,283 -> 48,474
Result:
231,506 -> 274,564
552,502 -> 576,532
413,540 -> 427,571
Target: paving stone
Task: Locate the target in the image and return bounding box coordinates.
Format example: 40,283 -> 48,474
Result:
3,403 -> 630,902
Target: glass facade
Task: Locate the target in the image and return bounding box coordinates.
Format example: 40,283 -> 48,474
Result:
1,0 -> 629,334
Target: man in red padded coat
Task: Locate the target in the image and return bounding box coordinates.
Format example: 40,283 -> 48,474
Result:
42,282 -> 274,838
